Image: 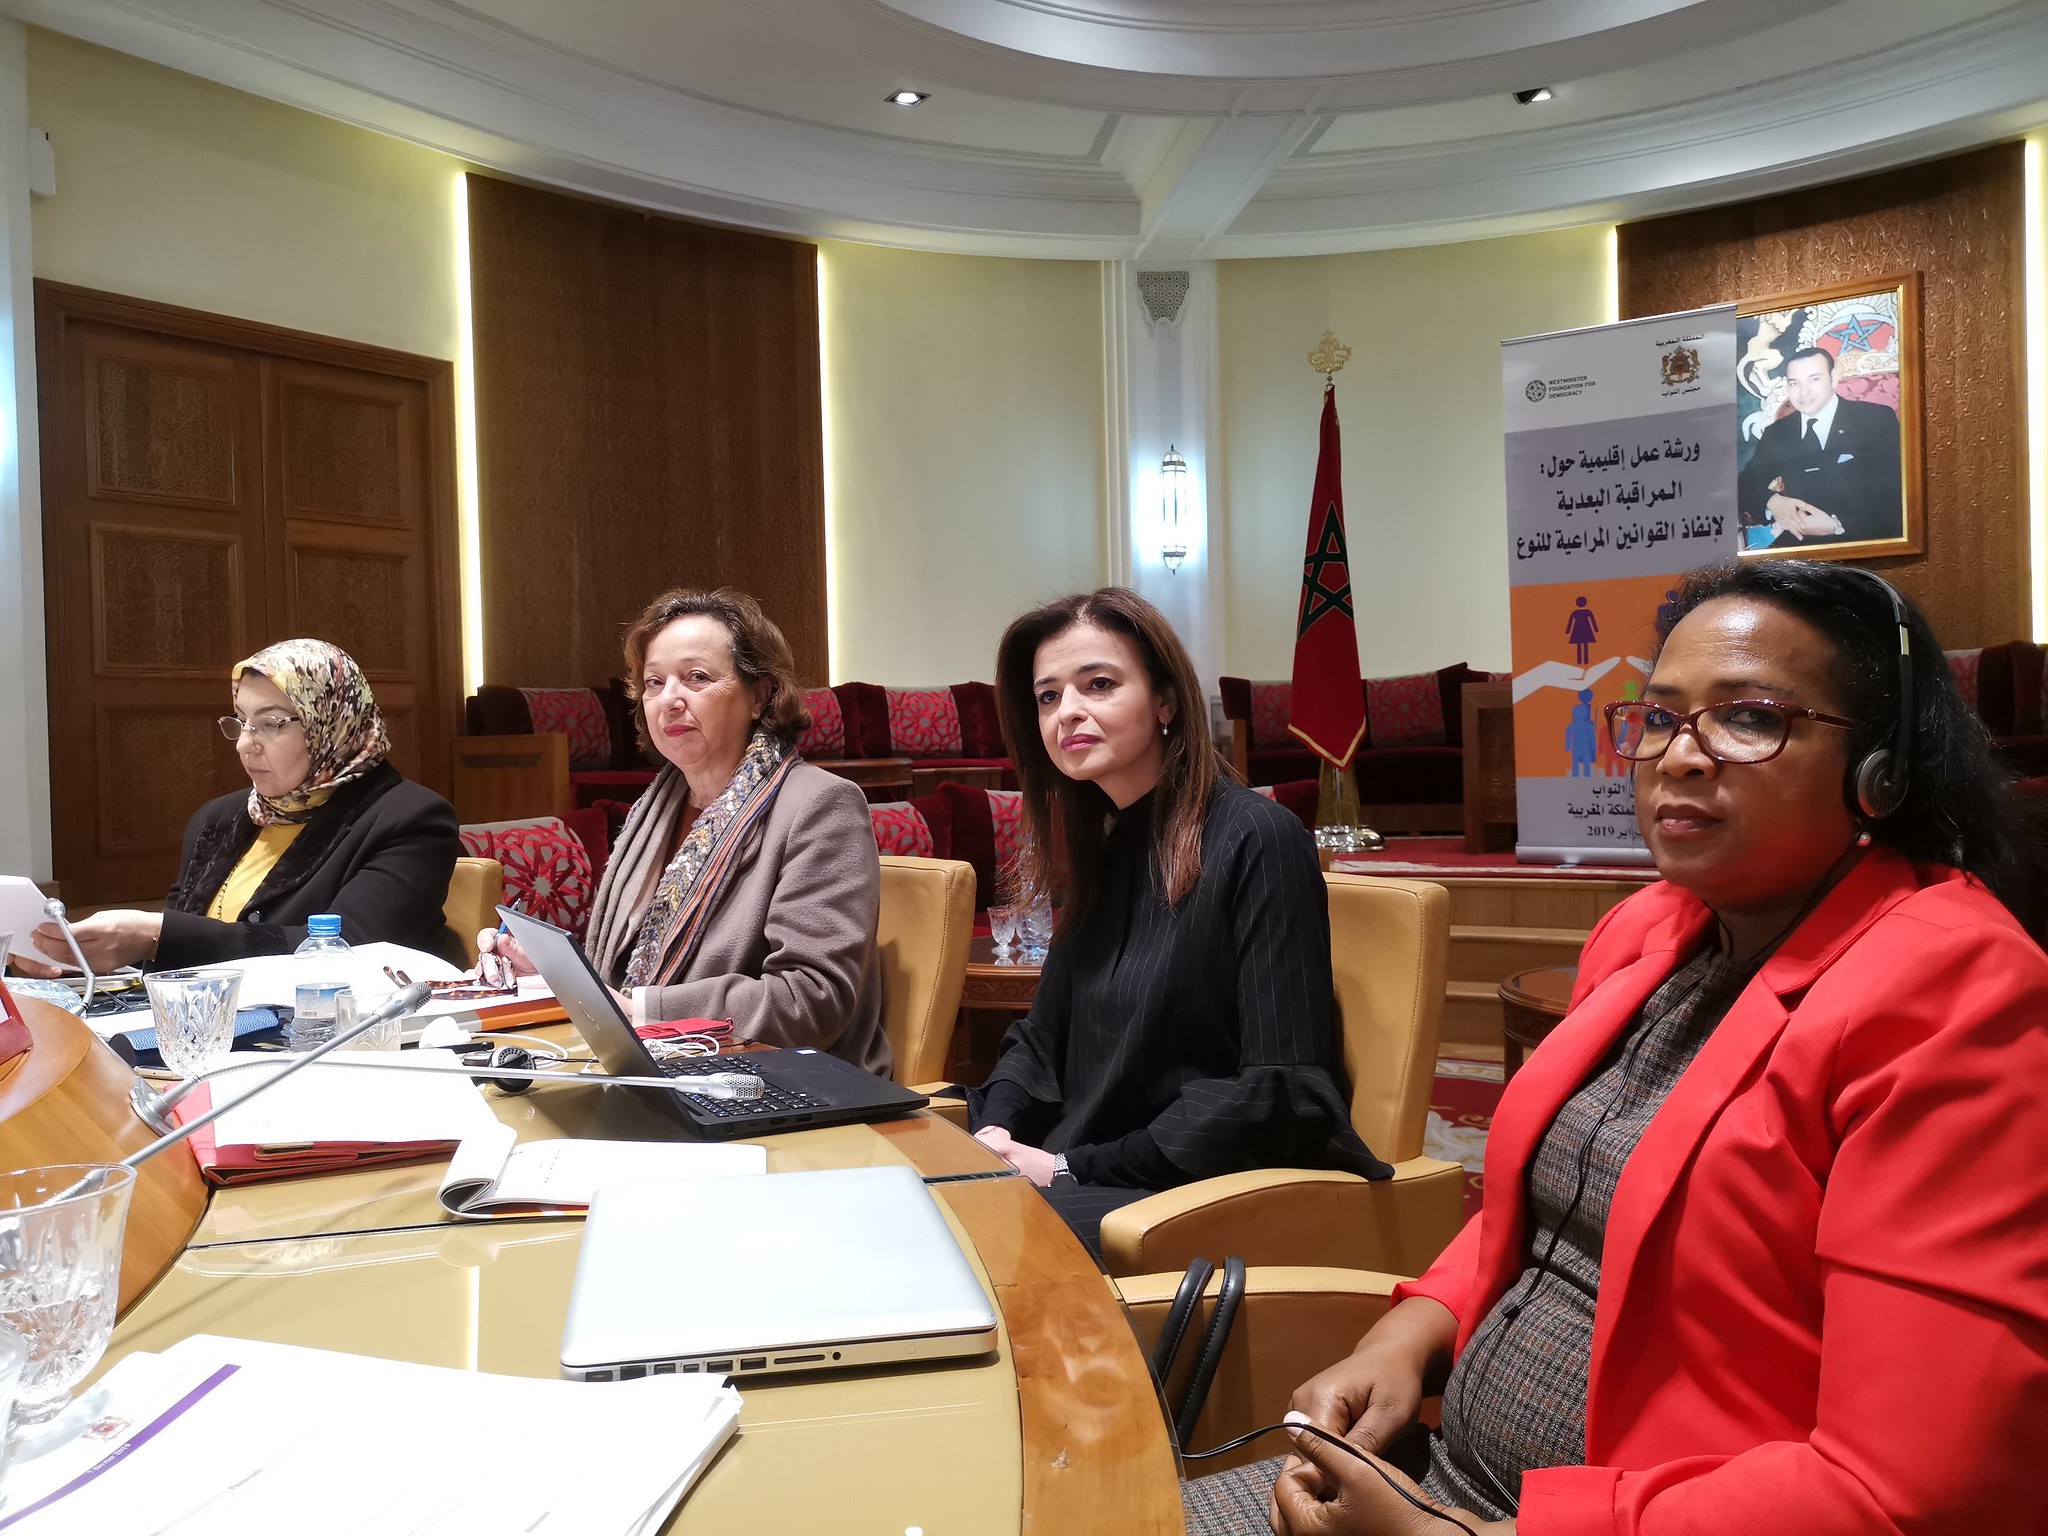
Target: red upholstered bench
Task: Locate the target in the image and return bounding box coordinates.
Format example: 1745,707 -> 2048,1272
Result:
868,781 -> 1022,930
832,683 -> 1015,797
1219,666 -> 1495,834
462,682 -> 658,818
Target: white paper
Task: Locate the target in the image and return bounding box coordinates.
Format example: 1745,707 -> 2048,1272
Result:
0,875 -> 75,969
437,1130 -> 767,1218
2,1335 -> 740,1535
188,941 -> 467,1011
201,1049 -> 502,1150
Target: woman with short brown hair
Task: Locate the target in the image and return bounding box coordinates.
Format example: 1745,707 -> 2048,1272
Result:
483,587 -> 888,1074
969,587 -> 1386,1251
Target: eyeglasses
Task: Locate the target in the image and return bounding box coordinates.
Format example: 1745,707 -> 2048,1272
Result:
1604,699 -> 1856,766
217,714 -> 303,743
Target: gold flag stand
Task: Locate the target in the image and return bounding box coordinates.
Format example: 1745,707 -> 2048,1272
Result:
1315,758 -> 1364,830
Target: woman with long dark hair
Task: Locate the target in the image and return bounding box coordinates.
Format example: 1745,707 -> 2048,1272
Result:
968,588 -> 1386,1252
1186,559 -> 2048,1536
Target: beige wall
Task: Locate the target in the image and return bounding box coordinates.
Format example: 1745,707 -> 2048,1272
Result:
820,240 -> 1106,683
1218,227 -> 1612,680
28,29 -> 460,359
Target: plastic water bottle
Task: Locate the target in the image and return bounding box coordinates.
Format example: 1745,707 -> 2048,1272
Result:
289,914 -> 357,1052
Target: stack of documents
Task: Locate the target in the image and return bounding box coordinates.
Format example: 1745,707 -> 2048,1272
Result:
2,1334 -> 740,1534
175,1050 -> 504,1185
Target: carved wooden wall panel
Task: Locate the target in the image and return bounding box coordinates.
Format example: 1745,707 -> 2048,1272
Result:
288,549 -> 409,676
282,386 -> 404,524
90,526 -> 243,676
38,284 -> 459,904
88,348 -> 236,506
466,173 -> 828,687
1619,143 -> 2026,646
95,709 -> 236,855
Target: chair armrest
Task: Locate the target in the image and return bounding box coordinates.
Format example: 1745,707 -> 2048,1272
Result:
1115,1266 -> 1407,1473
1099,1157 -> 1467,1279
1229,717 -> 1251,782
912,1084 -> 969,1129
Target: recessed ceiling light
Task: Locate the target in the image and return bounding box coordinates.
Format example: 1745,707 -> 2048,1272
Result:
887,90 -> 929,107
1515,87 -> 1554,105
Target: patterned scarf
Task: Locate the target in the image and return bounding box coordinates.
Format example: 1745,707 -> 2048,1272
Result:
233,640 -> 391,827
622,728 -> 794,989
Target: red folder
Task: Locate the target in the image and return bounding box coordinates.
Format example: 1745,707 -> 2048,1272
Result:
174,1083 -> 460,1188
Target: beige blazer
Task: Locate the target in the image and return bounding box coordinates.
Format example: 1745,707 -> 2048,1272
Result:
619,763 -> 889,1077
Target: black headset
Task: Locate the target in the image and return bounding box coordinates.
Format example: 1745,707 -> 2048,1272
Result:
1839,568 -> 1914,821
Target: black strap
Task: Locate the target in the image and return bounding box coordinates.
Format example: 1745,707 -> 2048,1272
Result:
1174,1256 -> 1246,1446
1151,1257 -> 1215,1382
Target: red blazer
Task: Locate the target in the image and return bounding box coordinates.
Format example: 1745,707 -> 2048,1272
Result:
1398,849 -> 2048,1535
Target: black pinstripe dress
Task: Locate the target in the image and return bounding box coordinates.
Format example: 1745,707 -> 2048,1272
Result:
971,781 -> 1388,1240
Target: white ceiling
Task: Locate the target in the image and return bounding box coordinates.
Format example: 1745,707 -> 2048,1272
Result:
16,0 -> 2048,258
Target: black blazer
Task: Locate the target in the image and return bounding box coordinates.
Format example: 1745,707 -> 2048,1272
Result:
156,761 -> 464,968
1736,396 -> 1903,545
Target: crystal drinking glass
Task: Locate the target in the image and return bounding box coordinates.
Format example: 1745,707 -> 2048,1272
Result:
0,1165 -> 136,1425
987,905 -> 1019,956
143,969 -> 241,1079
1019,899 -> 1053,962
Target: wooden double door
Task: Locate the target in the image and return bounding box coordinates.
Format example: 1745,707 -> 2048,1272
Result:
35,284 -> 459,906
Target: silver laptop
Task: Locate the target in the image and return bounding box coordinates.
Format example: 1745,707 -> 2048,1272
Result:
560,1165 -> 999,1382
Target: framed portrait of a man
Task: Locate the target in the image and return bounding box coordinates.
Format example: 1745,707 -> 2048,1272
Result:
1734,272 -> 1923,560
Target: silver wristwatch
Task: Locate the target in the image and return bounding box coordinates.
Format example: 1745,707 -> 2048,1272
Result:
1051,1153 -> 1071,1182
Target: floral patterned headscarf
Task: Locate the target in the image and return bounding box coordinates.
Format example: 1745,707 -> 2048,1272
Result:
232,639 -> 391,826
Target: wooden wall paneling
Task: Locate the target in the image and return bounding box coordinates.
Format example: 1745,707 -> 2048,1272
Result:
35,283 -> 460,905
465,175 -> 827,689
1617,143 -> 2027,646
40,311 -> 269,904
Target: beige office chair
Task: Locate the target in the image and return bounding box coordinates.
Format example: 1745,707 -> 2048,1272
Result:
1099,874 -> 1467,1280
875,855 -> 976,1088
441,857 -> 505,967
1116,1265 -> 1406,1473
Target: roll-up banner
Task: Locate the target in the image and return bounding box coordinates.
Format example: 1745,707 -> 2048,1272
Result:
1502,304 -> 1737,865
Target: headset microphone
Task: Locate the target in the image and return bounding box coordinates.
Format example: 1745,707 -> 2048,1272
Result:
1841,569 -> 1914,821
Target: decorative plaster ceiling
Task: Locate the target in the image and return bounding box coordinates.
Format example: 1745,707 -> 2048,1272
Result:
16,0 -> 2048,258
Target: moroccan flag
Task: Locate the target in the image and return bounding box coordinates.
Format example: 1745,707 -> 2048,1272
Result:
1288,386 -> 1366,769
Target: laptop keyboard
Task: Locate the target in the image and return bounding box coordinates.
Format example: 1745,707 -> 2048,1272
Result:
658,1055 -> 827,1119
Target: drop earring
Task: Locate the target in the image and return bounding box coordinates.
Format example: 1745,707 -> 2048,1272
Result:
1856,829 -> 1873,847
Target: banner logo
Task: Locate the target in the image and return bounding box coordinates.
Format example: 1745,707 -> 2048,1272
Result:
1524,379 -> 1547,402
1660,346 -> 1700,388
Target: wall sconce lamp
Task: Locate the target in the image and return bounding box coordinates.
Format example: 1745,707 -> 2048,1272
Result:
1160,445 -> 1189,572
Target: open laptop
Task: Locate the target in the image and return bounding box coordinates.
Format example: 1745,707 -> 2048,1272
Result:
561,1165 -> 998,1381
497,906 -> 926,1140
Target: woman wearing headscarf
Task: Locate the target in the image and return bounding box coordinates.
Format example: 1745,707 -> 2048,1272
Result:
21,639 -> 463,972
479,588 -> 889,1076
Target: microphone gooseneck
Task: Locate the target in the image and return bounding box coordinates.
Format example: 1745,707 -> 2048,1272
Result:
123,981 -> 434,1152
41,898 -> 96,1009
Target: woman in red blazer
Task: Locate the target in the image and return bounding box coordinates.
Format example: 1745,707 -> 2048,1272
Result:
1188,561 -> 2048,1536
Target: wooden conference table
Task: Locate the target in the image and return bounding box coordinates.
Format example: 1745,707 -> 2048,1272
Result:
100,1026 -> 1187,1534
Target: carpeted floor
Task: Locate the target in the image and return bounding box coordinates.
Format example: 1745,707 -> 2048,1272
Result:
1426,1057 -> 1505,1218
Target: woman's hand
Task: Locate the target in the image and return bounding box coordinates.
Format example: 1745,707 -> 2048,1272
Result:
1287,1297 -> 1456,1456
1270,1415 -> 1508,1536
972,1126 -> 1059,1187
32,912 -> 161,973
475,928 -> 537,979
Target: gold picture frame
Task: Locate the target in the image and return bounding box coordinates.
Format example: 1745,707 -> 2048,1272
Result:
1734,271 -> 1923,561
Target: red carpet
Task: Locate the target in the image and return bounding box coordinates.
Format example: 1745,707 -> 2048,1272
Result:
1428,1058 -> 1505,1218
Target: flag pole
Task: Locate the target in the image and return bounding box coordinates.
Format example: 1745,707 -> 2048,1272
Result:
1299,334 -> 1378,852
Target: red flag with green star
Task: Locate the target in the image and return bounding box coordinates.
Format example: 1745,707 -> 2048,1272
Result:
1288,386 -> 1366,769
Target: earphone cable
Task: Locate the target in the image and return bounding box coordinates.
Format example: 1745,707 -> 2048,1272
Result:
1179,1421 -> 1480,1536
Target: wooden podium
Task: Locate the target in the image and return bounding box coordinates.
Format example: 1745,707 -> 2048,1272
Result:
0,995 -> 207,1312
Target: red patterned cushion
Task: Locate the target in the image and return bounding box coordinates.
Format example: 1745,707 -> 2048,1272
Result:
986,789 -> 1023,875
1250,682 -> 1292,748
952,682 -> 1005,758
885,689 -> 963,757
519,687 -> 611,771
1946,649 -> 1982,716
1366,671 -> 1447,748
796,687 -> 845,758
459,816 -> 596,939
868,801 -> 936,859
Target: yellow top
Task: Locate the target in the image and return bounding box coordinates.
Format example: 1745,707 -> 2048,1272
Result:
207,823 -> 310,923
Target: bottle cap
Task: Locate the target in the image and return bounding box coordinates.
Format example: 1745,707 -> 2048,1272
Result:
307,914 -> 342,938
